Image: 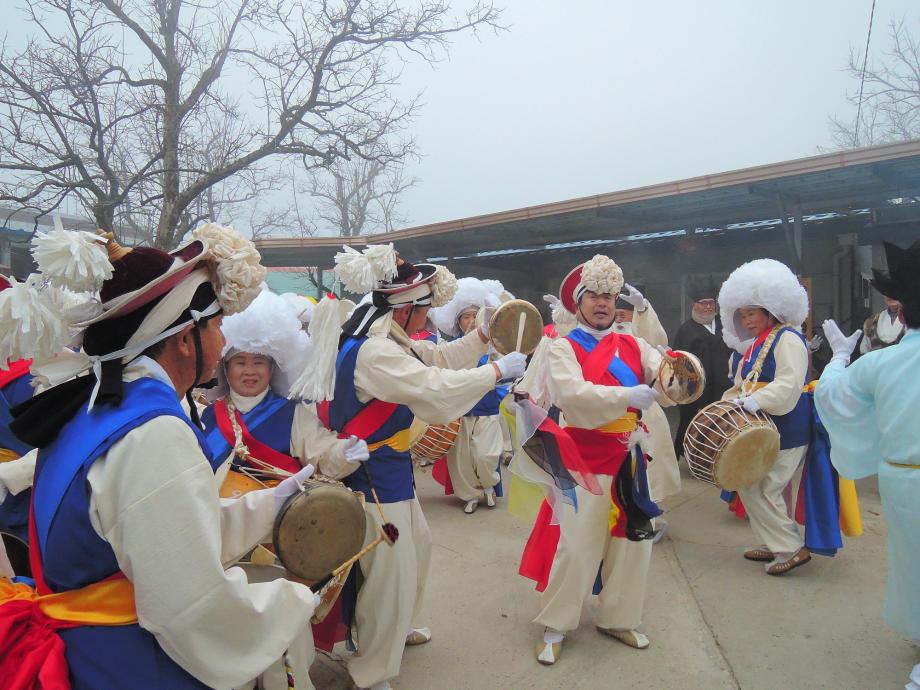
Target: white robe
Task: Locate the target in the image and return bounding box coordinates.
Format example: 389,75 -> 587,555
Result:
316,322 -> 494,688
816,330 -> 920,639
82,358 -> 317,690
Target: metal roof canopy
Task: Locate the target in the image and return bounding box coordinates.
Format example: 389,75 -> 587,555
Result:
255,140 -> 920,267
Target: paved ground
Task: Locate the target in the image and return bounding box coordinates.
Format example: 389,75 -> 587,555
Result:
316,464 -> 915,689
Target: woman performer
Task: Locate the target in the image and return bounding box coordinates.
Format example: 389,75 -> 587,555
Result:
718,259 -> 811,575
429,277 -> 508,513
815,240 -> 920,690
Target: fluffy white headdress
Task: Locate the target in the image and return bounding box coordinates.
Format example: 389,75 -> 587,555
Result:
429,277 -> 500,337
579,255 -> 624,296
718,259 -> 809,342
280,293 -> 315,327
219,288 -> 313,397
334,244 -> 398,294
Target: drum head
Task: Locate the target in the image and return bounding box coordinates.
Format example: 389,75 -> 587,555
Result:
489,300 -> 543,355
2,532 -> 30,578
273,482 -> 367,581
659,350 -> 706,405
714,425 -> 781,491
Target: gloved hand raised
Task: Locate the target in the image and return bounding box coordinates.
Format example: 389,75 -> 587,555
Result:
543,294 -> 561,310
627,384 -> 657,410
478,306 -> 497,340
494,351 -> 527,380
273,463 -> 315,512
344,435 -> 370,464
807,334 -> 824,353
620,283 -> 647,310
822,319 -> 862,364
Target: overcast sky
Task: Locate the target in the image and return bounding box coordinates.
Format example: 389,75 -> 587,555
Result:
393,0 -> 919,227
4,1 -> 918,233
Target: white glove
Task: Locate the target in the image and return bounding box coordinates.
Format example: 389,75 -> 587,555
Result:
734,396 -> 761,414
807,334 -> 824,353
478,306 -> 497,338
822,319 -> 862,364
0,481 -> 7,506
543,294 -> 561,310
627,384 -> 657,410
344,435 -> 370,464
273,463 -> 315,512
495,351 -> 527,380
621,283 -> 647,311
312,590 -> 322,609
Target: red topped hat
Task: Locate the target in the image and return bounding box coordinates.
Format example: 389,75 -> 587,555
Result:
558,254 -> 625,314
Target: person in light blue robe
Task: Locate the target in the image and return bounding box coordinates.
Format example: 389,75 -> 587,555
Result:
815,239 -> 920,690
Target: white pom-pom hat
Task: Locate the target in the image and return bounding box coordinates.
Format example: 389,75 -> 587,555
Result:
559,254 -> 625,313
217,288 -> 314,398
429,277 -> 501,338
718,259 -> 809,342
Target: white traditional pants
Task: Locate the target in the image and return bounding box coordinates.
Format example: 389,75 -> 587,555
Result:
534,476 -> 652,633
737,445 -> 807,555
642,402 -> 681,502
446,415 -> 502,501
349,497 -> 431,688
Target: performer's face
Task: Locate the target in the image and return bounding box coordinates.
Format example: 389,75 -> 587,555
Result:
394,304 -> 432,336
614,308 -> 633,323
226,352 -> 272,397
884,297 -> 902,312
578,291 -> 616,329
738,307 -> 774,336
198,316 -> 225,383
458,309 -> 478,334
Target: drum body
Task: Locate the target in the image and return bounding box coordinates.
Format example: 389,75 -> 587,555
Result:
659,350 -> 706,405
489,299 -> 543,355
219,469 -> 279,499
410,420 -> 462,463
683,400 -> 780,491
273,478 -> 366,582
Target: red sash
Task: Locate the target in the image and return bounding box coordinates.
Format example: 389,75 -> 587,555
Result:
0,359 -> 32,390
316,398 -> 399,441
213,399 -> 301,475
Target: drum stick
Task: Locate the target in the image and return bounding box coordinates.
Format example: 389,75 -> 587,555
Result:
515,312 -> 527,352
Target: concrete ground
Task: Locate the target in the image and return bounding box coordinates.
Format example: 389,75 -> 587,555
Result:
317,463 -> 915,690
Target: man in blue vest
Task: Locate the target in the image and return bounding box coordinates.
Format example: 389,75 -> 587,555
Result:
298,245 -> 527,690
0,225 -> 321,689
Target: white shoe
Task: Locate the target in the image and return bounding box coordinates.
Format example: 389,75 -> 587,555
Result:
651,521 -> 668,544
485,490 -> 496,508
406,627 -> 432,646
464,499 -> 478,514
367,682 -> 392,690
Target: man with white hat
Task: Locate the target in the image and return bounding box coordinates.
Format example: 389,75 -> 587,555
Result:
518,254 -> 677,665
429,276 -> 509,514
295,245 -> 527,690
718,259 -> 812,576
0,225 -> 320,689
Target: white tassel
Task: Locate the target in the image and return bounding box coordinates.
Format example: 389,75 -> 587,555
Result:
0,275 -> 71,361
289,296 -> 343,402
31,230 -> 113,293
334,244 -> 397,294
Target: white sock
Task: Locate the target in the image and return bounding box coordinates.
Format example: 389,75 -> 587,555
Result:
543,628 -> 564,644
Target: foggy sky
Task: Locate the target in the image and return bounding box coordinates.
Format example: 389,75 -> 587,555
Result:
4,1 -> 918,233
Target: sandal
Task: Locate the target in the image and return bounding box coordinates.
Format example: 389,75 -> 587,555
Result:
743,547 -> 774,562
766,547 -> 811,576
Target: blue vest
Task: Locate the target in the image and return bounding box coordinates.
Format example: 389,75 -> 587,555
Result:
33,377 -> 212,689
201,390 -> 298,472
740,328 -> 811,449
326,337 -> 415,503
466,355 -> 508,417
0,371 -> 35,541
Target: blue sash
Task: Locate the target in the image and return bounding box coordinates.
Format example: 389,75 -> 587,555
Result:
567,328 -> 641,387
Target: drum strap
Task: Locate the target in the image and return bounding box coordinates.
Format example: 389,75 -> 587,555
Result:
741,323 -> 795,394
214,398 -> 301,475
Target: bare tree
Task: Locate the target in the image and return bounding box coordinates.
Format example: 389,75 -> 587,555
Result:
829,17 -> 920,148
0,0 -> 501,248
308,157 -> 415,236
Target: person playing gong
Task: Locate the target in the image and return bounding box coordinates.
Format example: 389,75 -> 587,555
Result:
718,259 -> 812,576
518,254 -> 676,665
0,224 -> 320,689
297,244 -> 526,690
428,276 -> 509,514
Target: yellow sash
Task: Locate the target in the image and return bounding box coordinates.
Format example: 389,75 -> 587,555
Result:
0,576 -> 138,626
595,412 -> 638,434
367,428 -> 411,453
0,448 -> 20,463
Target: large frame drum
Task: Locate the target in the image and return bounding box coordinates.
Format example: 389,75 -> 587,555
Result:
683,400 -> 780,491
